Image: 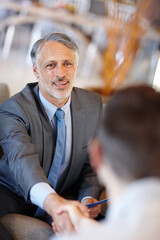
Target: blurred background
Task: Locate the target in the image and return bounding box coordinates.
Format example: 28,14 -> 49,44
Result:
0,0 -> 160,103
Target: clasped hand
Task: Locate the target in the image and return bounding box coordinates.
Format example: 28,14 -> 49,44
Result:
44,194 -> 100,235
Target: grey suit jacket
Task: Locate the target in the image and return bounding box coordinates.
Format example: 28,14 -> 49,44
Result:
0,83 -> 103,202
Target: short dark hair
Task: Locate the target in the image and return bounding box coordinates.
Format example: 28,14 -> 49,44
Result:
99,85 -> 160,181
30,32 -> 79,66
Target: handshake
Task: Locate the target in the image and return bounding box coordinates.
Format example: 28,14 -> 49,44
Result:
44,193 -> 106,234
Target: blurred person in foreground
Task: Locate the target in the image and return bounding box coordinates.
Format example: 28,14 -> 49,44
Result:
0,32 -> 102,235
52,85 -> 160,239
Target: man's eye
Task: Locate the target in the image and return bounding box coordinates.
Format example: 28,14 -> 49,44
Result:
46,63 -> 56,69
64,62 -> 72,67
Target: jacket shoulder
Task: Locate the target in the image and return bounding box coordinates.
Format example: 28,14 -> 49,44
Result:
0,83 -> 38,112
72,87 -> 102,106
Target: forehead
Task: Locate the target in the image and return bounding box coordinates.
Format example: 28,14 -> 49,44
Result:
38,41 -> 77,62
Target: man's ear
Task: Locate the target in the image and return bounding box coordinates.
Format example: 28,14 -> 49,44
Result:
89,138 -> 104,172
33,64 -> 40,79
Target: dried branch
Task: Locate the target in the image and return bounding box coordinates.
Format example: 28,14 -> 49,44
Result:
101,0 -> 155,95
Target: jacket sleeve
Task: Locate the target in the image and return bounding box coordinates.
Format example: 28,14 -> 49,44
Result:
0,99 -> 49,201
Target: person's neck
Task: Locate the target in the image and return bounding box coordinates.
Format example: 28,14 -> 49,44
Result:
99,164 -> 130,204
105,179 -> 129,204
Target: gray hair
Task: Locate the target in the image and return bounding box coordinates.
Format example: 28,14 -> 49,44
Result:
30,32 -> 79,67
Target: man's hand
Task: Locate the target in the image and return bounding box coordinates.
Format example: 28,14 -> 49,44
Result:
81,198 -> 101,219
56,204 -> 98,233
43,193 -> 88,234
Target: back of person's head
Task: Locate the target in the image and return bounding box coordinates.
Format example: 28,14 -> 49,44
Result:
98,85 -> 160,181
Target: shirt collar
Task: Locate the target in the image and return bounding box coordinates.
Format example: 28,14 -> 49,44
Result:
39,90 -> 71,122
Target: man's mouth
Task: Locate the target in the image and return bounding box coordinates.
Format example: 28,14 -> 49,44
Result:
53,80 -> 69,88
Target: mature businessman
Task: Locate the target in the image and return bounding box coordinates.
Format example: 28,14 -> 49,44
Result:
0,33 -> 102,235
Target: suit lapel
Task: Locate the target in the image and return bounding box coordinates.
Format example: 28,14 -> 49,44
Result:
32,85 -> 55,176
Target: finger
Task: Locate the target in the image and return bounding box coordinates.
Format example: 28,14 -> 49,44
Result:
88,206 -> 101,218
89,211 -> 99,218
52,222 -> 59,235
74,202 -> 89,217
89,210 -> 100,218
57,205 -> 78,216
62,213 -> 75,233
88,206 -> 100,214
56,212 -> 75,233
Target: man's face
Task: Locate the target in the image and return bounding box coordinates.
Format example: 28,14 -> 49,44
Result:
33,41 -> 78,104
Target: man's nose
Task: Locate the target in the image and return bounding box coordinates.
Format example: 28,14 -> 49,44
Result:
56,65 -> 65,79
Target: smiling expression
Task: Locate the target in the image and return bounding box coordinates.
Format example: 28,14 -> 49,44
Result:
33,41 -> 78,107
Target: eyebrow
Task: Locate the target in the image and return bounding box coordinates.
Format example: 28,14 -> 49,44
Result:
45,59 -> 74,64
43,60 -> 56,66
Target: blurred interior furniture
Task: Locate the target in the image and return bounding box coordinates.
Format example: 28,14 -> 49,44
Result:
0,83 -> 10,104
0,214 -> 53,240
0,1 -> 102,96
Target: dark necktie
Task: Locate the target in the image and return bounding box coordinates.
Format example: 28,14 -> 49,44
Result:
48,108 -> 66,188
